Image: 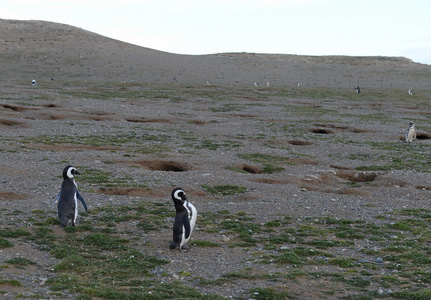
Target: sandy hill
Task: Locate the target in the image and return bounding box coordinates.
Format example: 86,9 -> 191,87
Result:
1,19 -> 430,89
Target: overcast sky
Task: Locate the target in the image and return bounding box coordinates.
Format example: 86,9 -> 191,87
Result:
2,0 -> 430,64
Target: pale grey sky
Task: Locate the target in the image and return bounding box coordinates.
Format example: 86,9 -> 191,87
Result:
2,0 -> 430,64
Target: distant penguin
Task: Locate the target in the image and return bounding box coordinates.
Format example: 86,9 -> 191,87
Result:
53,166 -> 88,227
408,89 -> 413,95
206,80 -> 211,85
169,188 -> 197,251
405,121 -> 416,143
266,81 -> 270,87
254,82 -> 258,87
31,79 -> 37,86
355,86 -> 360,93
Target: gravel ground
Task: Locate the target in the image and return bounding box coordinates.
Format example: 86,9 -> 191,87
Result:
1,80 -> 431,299
1,19 -> 431,299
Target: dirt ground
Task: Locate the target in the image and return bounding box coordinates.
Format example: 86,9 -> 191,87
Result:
1,19 -> 431,299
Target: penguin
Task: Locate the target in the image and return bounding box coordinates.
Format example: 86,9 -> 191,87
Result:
408,89 -> 413,95
405,121 -> 416,143
31,79 -> 37,86
52,165 -> 88,227
355,86 -> 360,93
169,188 -> 197,251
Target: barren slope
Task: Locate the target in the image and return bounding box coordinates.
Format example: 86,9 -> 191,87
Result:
1,19 -> 431,88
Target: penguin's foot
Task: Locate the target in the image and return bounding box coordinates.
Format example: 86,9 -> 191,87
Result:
179,245 -> 189,252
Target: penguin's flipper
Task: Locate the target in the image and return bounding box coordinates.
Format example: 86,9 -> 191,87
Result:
182,214 -> 191,239
51,191 -> 61,210
77,191 -> 88,211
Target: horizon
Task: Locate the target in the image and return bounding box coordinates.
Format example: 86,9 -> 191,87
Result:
1,0 -> 430,65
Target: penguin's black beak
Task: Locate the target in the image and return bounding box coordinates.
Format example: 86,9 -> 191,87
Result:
73,170 -> 81,176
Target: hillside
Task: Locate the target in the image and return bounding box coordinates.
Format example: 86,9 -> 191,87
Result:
1,19 -> 431,89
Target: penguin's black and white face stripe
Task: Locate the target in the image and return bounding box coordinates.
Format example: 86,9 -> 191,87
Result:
63,165 -> 80,179
173,188 -> 186,202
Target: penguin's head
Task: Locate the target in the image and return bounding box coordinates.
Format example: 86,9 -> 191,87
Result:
63,165 -> 80,179
410,121 -> 414,126
171,187 -> 187,203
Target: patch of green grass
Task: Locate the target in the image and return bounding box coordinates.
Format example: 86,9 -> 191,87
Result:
249,287 -> 291,300
329,257 -> 359,268
136,221 -> 156,233
192,240 -> 220,247
262,165 -> 285,173
392,289 -> 431,299
82,233 -> 129,250
4,257 -> 36,267
0,278 -> 22,286
209,103 -> 244,112
343,276 -> 371,288
306,239 -> 344,249
238,153 -> 291,173
0,228 -> 31,238
353,141 -> 431,173
274,250 -> 304,265
202,184 -> 247,195
0,237 -> 13,249
395,208 -> 431,218
54,254 -> 88,272
197,139 -> 222,150
333,224 -> 366,239
238,153 -> 289,164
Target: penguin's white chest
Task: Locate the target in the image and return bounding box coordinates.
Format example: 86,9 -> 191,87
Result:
180,201 -> 197,247
73,180 -> 78,222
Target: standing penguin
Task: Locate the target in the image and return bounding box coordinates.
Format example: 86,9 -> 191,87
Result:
53,165 -> 88,227
169,188 -> 197,251
405,121 -> 416,143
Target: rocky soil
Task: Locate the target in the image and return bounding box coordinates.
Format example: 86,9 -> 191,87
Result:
1,19 -> 431,300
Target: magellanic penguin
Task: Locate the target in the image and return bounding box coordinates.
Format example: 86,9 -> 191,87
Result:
52,166 -> 88,227
169,188 -> 197,251
405,122 -> 416,143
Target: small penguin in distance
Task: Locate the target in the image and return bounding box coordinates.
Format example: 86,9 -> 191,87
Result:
405,121 -> 416,143
355,86 -> 360,93
52,165 -> 88,227
169,188 -> 197,251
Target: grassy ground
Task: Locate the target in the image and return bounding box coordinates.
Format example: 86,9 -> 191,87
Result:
1,82 -> 431,299
1,202 -> 431,299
